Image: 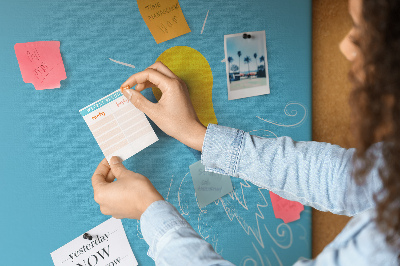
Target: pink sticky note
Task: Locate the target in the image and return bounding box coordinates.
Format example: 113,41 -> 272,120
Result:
269,191 -> 304,223
14,41 -> 67,90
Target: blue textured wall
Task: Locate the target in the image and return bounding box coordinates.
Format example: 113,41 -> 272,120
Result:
0,0 -> 312,265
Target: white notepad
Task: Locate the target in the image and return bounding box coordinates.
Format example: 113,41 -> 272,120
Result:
79,89 -> 158,162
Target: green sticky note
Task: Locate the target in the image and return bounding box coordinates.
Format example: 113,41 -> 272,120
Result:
189,161 -> 234,208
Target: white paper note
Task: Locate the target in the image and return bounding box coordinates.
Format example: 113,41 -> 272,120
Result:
79,89 -> 158,162
51,218 -> 138,266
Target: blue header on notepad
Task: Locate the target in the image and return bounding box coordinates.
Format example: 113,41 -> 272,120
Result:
80,91 -> 123,116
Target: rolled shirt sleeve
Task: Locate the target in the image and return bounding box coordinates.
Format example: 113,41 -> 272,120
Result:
201,124 -> 382,216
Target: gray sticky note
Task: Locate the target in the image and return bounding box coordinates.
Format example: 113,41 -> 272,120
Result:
189,161 -> 234,208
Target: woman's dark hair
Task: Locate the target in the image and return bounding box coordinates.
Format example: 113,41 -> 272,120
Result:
350,0 -> 400,252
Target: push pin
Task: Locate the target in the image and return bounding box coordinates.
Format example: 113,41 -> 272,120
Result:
120,85 -> 130,93
243,33 -> 251,39
83,233 -> 94,240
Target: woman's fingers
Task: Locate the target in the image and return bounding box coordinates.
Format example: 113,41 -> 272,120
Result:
121,88 -> 158,117
147,61 -> 178,79
120,68 -> 176,94
105,168 -> 116,183
92,159 -> 110,189
135,81 -> 157,92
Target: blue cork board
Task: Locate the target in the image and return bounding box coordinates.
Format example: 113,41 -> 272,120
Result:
0,0 -> 312,265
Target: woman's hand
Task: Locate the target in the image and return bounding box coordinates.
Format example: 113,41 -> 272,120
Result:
91,157 -> 164,220
120,62 -> 206,152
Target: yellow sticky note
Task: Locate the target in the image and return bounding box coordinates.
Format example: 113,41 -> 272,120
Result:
137,0 -> 191,44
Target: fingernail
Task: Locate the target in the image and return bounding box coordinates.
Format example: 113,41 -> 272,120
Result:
124,89 -> 133,101
110,156 -> 122,165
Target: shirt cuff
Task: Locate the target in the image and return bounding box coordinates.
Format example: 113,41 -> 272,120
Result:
201,124 -> 245,176
140,200 -> 191,260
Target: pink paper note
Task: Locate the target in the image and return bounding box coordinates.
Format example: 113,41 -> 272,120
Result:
269,191 -> 304,223
14,41 -> 67,90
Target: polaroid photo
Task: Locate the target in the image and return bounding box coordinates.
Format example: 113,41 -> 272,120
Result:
224,30 -> 270,100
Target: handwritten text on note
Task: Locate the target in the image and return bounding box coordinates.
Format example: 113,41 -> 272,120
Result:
190,161 -> 234,208
137,0 -> 191,44
14,41 -> 67,90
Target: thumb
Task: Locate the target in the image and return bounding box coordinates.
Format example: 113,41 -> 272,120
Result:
109,156 -> 128,178
122,89 -> 154,115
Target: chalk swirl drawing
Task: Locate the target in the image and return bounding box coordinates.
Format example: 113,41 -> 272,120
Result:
264,223 -> 293,249
256,102 -> 307,128
198,209 -> 223,255
241,242 -> 284,266
178,171 -> 191,217
241,243 -> 265,266
165,177 -> 174,201
297,224 -> 308,247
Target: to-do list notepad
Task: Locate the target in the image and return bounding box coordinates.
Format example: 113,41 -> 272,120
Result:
79,89 -> 158,162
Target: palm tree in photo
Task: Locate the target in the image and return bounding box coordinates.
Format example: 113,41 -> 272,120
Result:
227,56 -> 234,83
237,51 -> 242,77
244,56 -> 251,78
260,55 -> 267,77
253,53 -> 258,74
260,55 -> 265,71
227,56 -> 234,73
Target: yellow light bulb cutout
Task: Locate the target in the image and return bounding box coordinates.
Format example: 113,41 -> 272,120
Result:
153,46 -> 218,127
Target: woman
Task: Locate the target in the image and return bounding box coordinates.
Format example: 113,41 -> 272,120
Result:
91,0 -> 400,264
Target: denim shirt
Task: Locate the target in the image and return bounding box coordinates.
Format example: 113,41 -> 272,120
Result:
140,124 -> 399,265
